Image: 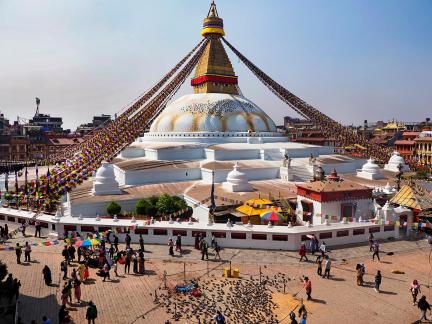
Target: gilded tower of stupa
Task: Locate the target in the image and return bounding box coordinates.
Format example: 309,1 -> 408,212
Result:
191,2 -> 239,95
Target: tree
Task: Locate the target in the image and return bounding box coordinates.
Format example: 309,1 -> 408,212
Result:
156,194 -> 176,215
106,201 -> 121,216
134,199 -> 153,216
172,196 -> 187,211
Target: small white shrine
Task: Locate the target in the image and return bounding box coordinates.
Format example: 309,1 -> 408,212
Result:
92,161 -> 122,196
222,162 -> 254,192
384,151 -> 410,173
356,158 -> 385,180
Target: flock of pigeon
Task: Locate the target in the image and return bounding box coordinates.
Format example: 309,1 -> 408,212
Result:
153,272 -> 298,323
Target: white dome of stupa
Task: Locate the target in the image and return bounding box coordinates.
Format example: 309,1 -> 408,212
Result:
149,93 -> 277,134
222,162 -> 253,192
356,157 -> 384,180
384,151 -> 410,172
93,161 -> 121,196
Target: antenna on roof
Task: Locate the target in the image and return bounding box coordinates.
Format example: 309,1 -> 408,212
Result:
35,97 -> 41,116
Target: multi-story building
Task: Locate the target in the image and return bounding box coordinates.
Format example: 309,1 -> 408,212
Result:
76,114 -> 111,136
415,131 -> 432,167
394,131 -> 419,163
29,113 -> 63,133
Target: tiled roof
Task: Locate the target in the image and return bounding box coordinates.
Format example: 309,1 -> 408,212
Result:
390,185 -> 432,211
296,180 -> 370,193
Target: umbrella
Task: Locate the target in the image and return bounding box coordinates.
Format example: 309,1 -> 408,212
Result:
260,211 -> 285,222
75,238 -> 100,247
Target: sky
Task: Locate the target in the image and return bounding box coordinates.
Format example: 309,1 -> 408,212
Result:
0,0 -> 431,130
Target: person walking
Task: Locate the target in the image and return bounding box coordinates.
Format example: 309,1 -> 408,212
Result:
113,235 -> 119,252
109,245 -> 115,260
21,220 -> 27,237
24,241 -> 32,262
418,295 -> 431,321
319,242 -> 326,257
411,279 -> 421,305
62,246 -> 70,265
35,221 -> 42,238
323,255 -> 331,279
368,233 -> 374,252
168,238 -> 174,256
61,260 -> 68,280
71,268 -> 78,281
213,310 -> 226,324
175,234 -> 182,254
300,314 -> 307,324
15,243 -> 22,264
213,242 -> 221,260
68,244 -> 76,263
201,240 -> 209,260
374,270 -> 382,293
137,234 -> 144,252
74,279 -> 82,303
302,276 -> 312,300
125,233 -> 131,250
372,240 -> 380,261
138,251 -> 145,274
113,261 -> 118,276
86,301 -> 98,324
289,312 -> 298,324
65,280 -> 73,303
299,243 -> 308,262
309,237 -> 315,255
102,263 -> 110,282
211,235 -> 216,249
42,265 -> 52,285
194,233 -> 200,250
78,263 -> 85,282
316,255 -> 323,276
77,247 -> 82,263
124,253 -> 131,274
4,223 -> 8,239
84,264 -> 90,281
356,263 -> 365,286
132,254 -> 138,273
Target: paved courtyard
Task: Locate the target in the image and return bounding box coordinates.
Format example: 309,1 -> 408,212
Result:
1,221 -> 431,324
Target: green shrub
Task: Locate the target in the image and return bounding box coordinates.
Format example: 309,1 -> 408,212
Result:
106,201 -> 121,216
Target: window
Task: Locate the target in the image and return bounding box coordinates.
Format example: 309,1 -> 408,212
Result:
64,225 -> 77,231
134,228 -> 149,235
337,230 -> 349,237
369,227 -> 380,233
384,225 -> 395,232
192,231 -> 206,237
98,226 -> 111,232
212,232 -> 226,238
153,229 -> 168,236
301,235 -> 311,241
231,232 -> 246,239
7,216 -> 15,222
81,225 -> 94,232
173,230 -> 187,236
319,232 -> 332,239
0,214 -> 5,220
252,233 -> 267,240
272,234 -> 288,241
353,229 -> 365,235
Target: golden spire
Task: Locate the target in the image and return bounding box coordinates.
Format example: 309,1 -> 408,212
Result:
192,2 -> 238,95
201,1 -> 225,37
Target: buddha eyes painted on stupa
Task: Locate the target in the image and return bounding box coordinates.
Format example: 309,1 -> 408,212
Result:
180,99 -> 260,117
